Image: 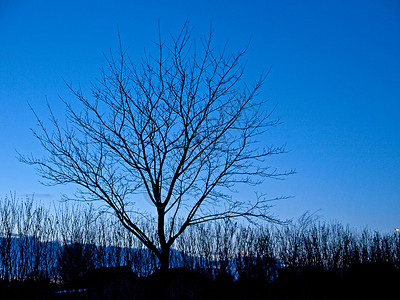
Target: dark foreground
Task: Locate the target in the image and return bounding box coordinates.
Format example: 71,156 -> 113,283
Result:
1,263 -> 400,300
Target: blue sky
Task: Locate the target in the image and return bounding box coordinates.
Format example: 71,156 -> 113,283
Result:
0,0 -> 399,232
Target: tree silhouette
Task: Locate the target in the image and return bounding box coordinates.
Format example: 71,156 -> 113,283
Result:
21,21 -> 292,271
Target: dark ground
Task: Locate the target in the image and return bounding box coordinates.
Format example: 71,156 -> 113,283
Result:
1,263 -> 400,300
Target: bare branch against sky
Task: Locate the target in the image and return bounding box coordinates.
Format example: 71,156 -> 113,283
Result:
20,21 -> 293,270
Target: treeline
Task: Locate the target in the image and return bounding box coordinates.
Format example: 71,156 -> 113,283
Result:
1,195 -> 399,285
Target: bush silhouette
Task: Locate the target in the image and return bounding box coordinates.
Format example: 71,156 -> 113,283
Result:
57,242 -> 94,285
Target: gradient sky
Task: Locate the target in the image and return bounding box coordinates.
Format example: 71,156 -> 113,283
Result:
0,0 -> 399,232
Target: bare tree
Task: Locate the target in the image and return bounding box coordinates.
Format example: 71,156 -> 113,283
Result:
21,22 -> 292,271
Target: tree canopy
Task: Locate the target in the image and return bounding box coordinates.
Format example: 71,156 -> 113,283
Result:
21,22 -> 292,270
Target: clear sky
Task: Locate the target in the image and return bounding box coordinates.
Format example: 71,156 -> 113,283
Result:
0,0 -> 399,232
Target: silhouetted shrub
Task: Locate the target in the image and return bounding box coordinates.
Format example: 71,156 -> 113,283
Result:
57,242 -> 94,285
1,195 -> 400,299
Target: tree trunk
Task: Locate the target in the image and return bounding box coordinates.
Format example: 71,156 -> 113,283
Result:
159,246 -> 170,272
157,205 -> 170,272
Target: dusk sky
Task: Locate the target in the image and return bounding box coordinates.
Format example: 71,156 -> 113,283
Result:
0,0 -> 399,233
